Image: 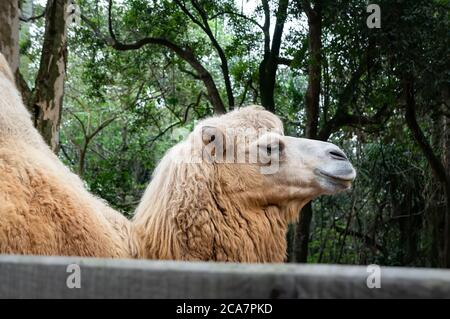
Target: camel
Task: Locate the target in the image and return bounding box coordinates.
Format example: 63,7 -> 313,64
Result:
0,52 -> 355,262
133,106 -> 356,262
0,53 -> 138,257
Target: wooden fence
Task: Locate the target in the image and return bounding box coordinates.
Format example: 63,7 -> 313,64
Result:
0,255 -> 449,298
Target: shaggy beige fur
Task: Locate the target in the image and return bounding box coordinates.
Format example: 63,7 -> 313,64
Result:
0,53 -> 137,257
0,51 -> 354,262
132,106 -> 355,262
133,108 -> 297,262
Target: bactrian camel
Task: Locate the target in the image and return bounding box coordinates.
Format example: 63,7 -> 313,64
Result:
0,53 -> 356,262
133,107 -> 356,262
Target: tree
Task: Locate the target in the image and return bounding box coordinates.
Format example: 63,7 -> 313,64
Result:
30,0 -> 69,152
292,0 -> 391,262
292,0 -> 322,263
0,0 -> 20,82
258,0 -> 289,112
173,0 -> 235,109
15,0 -> 450,267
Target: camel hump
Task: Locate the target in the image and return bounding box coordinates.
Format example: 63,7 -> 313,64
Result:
0,53 -> 15,83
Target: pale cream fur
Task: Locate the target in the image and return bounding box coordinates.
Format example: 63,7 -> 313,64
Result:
132,106 -> 337,262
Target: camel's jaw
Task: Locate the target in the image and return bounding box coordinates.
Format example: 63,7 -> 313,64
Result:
314,165 -> 356,194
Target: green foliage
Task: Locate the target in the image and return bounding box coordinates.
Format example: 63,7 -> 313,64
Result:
19,0 -> 450,266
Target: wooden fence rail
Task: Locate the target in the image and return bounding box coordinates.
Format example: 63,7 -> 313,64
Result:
0,255 -> 449,298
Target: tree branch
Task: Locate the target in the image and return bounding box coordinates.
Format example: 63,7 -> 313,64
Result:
317,47 -> 387,140
66,108 -> 88,139
178,65 -> 201,79
88,116 -> 117,142
174,0 -> 235,108
296,0 -> 319,20
404,78 -> 450,267
80,14 -> 113,45
318,103 -> 390,140
404,80 -> 448,185
174,0 -> 207,33
59,143 -> 75,165
271,0 -> 289,56
277,57 -> 293,66
334,225 -> 383,253
261,0 -> 271,53
82,0 -> 226,114
20,11 -> 46,23
108,0 -> 118,43
210,10 -> 264,30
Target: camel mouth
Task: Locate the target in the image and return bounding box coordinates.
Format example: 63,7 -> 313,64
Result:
315,169 -> 355,189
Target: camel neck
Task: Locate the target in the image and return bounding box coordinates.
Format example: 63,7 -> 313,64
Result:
133,182 -> 296,263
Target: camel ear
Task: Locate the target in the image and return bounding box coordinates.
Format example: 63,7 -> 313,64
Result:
201,126 -> 220,144
201,126 -> 226,162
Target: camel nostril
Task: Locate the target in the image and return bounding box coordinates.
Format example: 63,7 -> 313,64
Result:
328,149 -> 348,161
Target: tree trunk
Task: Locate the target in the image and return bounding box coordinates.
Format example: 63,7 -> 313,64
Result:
79,143 -> 88,177
16,0 -> 34,104
258,0 -> 289,112
294,202 -> 314,262
442,86 -> 450,267
32,0 -> 69,153
258,54 -> 278,112
304,10 -> 321,139
429,116 -> 445,267
0,0 -> 20,80
294,0 -> 322,263
404,79 -> 450,267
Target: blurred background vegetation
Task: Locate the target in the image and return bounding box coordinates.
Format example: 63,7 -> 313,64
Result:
1,0 -> 448,267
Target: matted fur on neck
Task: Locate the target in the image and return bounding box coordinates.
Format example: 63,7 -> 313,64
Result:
133,132 -> 305,262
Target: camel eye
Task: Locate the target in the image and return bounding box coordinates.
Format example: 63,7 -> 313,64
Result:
258,139 -> 284,158
269,144 -> 280,155
263,143 -> 281,156
278,141 -> 285,153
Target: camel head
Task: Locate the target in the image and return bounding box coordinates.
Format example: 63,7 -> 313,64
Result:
133,105 -> 356,261
186,105 -> 356,213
